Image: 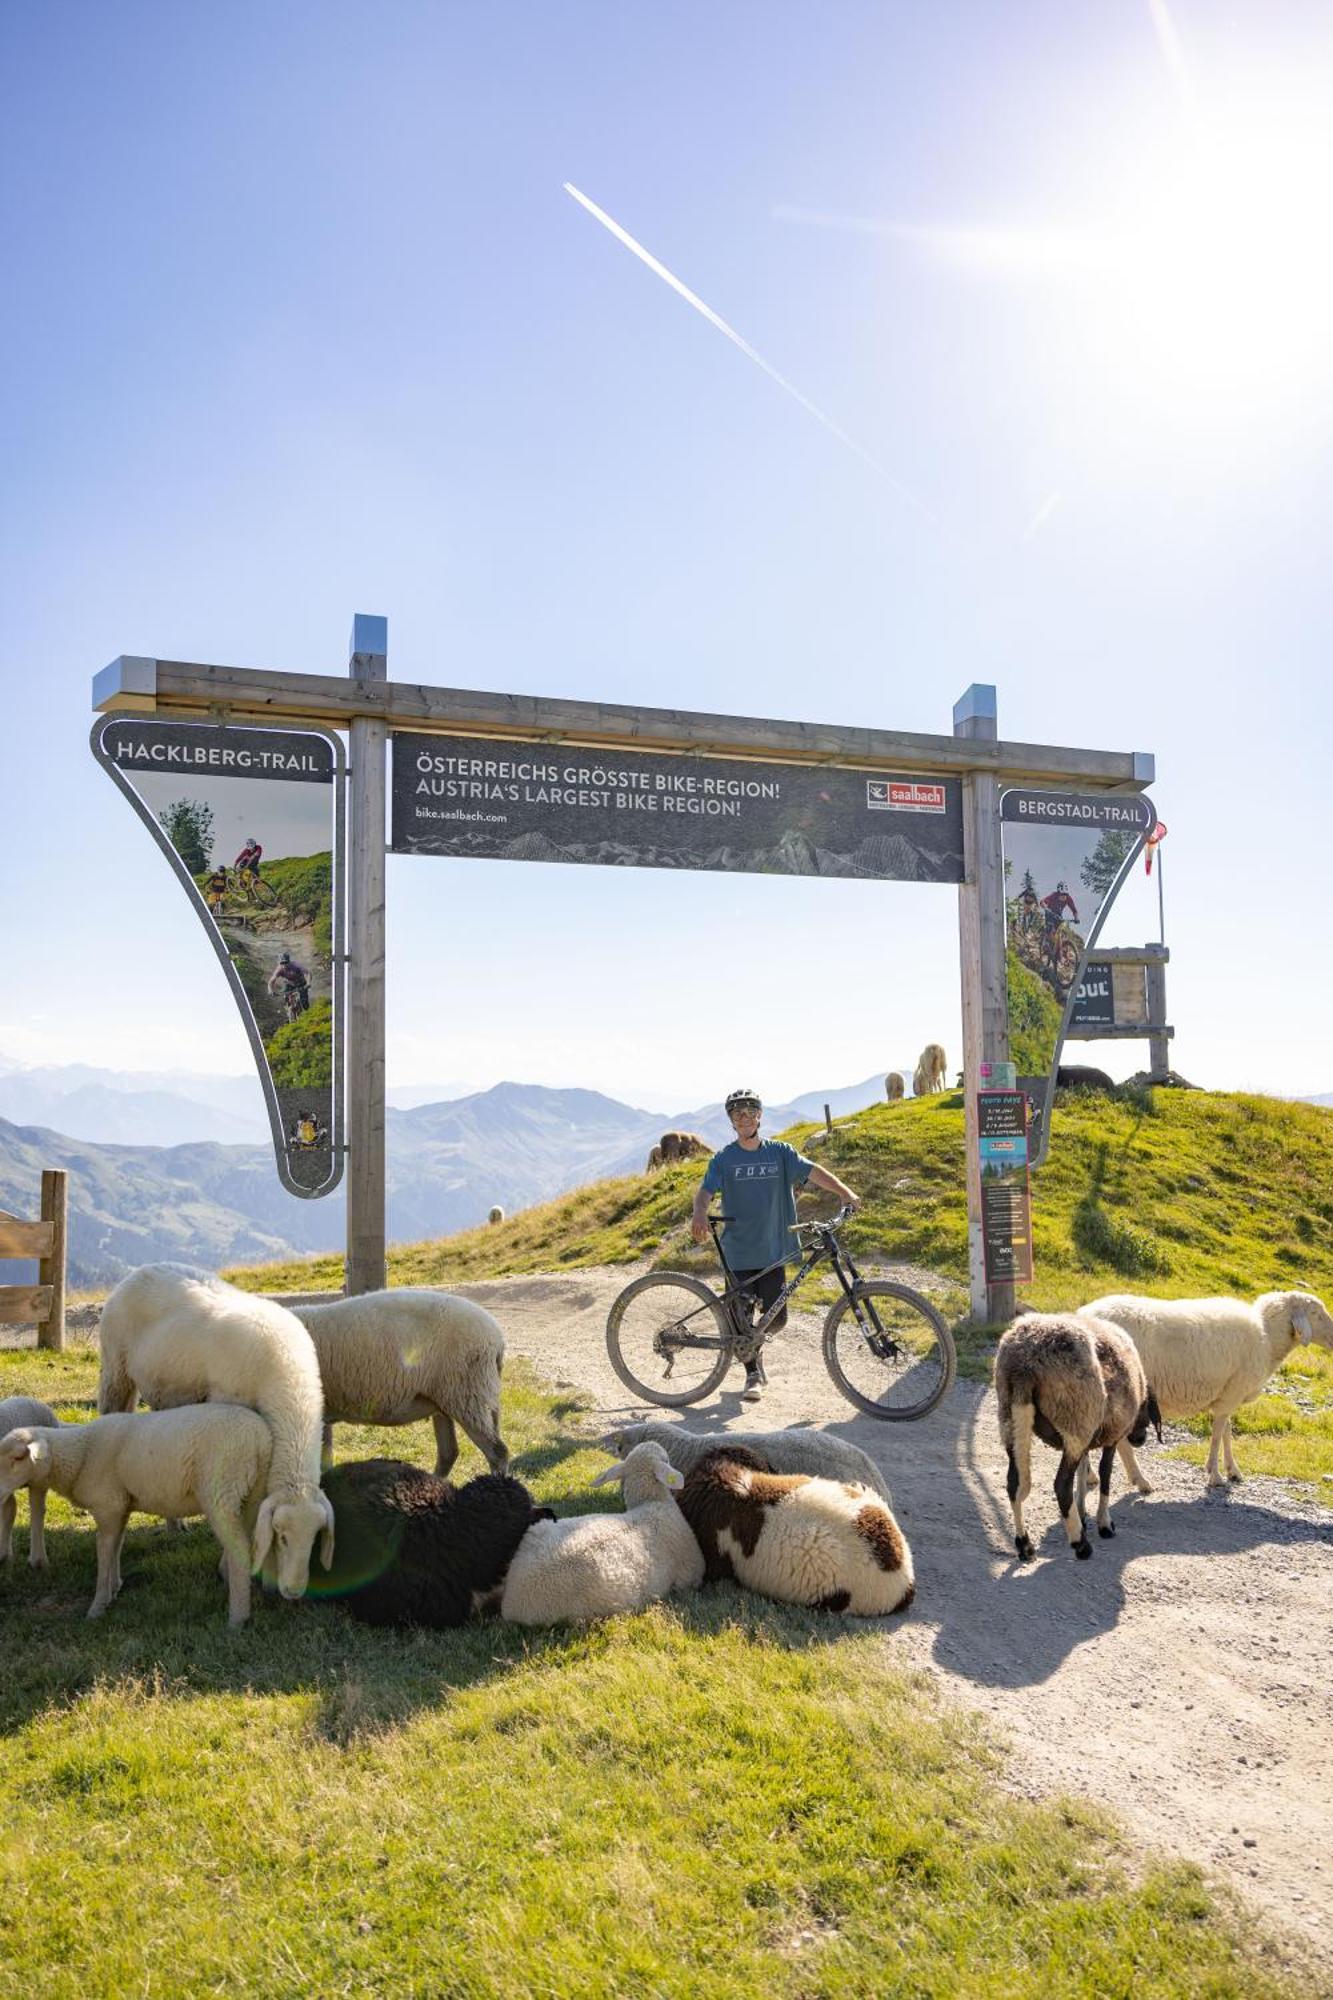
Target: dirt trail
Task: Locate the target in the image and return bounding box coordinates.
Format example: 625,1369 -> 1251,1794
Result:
453,1267 -> 1333,1970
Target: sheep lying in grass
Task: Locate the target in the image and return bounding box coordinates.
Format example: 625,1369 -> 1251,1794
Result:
599,1419 -> 893,1505
0,1396 -> 58,1566
292,1287 -> 509,1476
319,1459 -> 552,1629
676,1446 -> 914,1615
0,1405 -> 279,1624
499,1441 -> 704,1625
98,1263 -> 332,1597
1081,1288 -> 1333,1489
995,1312 -> 1162,1563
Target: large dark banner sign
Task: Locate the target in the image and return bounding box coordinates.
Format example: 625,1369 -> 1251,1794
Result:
391,733 -> 965,883
1000,787 -> 1156,1165
92,718 -> 345,1198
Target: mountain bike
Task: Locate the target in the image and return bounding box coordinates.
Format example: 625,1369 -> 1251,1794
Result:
232,866 -> 278,910
605,1204 -> 956,1420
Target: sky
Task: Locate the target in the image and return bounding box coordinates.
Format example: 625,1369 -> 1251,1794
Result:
2,0 -> 1331,1120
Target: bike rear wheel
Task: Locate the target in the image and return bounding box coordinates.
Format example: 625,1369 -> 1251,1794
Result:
606,1272 -> 735,1407
822,1280 -> 956,1420
249,876 -> 279,908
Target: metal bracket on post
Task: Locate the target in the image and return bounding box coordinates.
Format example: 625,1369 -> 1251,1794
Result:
954,684 -> 1015,1329
345,613 -> 388,1297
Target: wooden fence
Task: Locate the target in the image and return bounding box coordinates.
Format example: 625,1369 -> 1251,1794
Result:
0,1169 -> 68,1351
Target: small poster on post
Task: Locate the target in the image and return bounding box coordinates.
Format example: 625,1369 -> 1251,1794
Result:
977,1089 -> 1033,1283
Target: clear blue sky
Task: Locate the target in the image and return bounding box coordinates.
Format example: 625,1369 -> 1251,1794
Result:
2,1 -> 1330,1115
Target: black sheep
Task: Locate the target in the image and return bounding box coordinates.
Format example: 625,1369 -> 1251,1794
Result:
319,1458 -> 553,1629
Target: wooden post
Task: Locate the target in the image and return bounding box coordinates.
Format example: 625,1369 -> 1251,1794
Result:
37,1169 -> 67,1351
1146,952 -> 1171,1081
824,1102 -> 832,1135
955,686 -> 1015,1329
346,614 -> 388,1297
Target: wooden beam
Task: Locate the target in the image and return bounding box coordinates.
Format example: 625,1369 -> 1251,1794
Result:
1064,1024 -> 1175,1041
1077,945 -> 1169,965
38,1168 -> 67,1351
345,616 -> 387,1298
0,1218 -> 54,1258
0,1285 -> 53,1325
95,658 -> 1153,787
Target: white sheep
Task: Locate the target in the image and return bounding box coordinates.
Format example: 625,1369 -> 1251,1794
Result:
292,1287 -> 509,1476
1081,1288 -> 1333,1489
487,1206 -> 505,1225
995,1312 -> 1162,1562
599,1419 -> 893,1504
676,1446 -> 915,1615
499,1440 -> 704,1625
0,1405 -> 281,1624
97,1262 -> 332,1595
0,1396 -> 58,1566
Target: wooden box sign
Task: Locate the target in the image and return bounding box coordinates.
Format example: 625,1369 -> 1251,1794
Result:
390,733 -> 965,884
1070,961 -> 1149,1030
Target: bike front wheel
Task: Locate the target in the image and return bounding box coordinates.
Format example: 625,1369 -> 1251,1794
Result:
249,876 -> 279,909
606,1272 -> 735,1407
822,1281 -> 956,1420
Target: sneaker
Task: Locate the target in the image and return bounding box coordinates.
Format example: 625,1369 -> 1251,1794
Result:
741,1366 -> 764,1403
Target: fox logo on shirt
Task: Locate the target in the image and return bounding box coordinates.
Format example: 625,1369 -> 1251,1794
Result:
732,1161 -> 780,1180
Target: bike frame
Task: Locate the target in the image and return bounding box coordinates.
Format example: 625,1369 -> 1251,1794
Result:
705,1209 -> 887,1349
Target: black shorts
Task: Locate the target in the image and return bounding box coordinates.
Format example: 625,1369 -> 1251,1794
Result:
731,1265 -> 787,1349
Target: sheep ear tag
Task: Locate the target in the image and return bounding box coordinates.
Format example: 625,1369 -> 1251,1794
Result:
662,1466 -> 685,1490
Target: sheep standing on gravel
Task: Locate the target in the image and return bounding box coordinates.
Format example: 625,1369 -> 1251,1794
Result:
0,1396 -> 58,1566
500,1441 -> 704,1625
97,1263 -> 332,1597
319,1459 -> 552,1629
0,1405 -> 279,1623
1081,1289 -> 1333,1489
293,1288 -> 509,1477
995,1312 -> 1162,1563
599,1419 -> 894,1504
676,1445 -> 915,1614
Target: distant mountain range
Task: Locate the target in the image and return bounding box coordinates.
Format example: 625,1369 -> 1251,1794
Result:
0,1070 -> 897,1288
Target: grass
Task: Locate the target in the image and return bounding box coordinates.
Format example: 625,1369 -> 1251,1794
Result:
0,1341 -> 1308,1999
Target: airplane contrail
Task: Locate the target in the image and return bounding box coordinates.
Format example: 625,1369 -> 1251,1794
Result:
563,182 -> 930,516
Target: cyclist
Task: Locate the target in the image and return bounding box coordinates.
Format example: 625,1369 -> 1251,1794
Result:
203,865 -> 229,918
268,950 -> 310,1015
290,1110 -> 319,1148
690,1088 -> 859,1402
1040,880 -> 1080,935
234,836 -> 263,889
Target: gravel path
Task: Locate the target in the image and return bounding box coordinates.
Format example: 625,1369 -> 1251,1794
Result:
453,1267 -> 1333,1971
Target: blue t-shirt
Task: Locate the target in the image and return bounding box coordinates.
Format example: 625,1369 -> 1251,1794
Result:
702,1139 -> 816,1271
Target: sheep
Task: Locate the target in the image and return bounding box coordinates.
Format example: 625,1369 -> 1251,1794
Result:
995,1312 -> 1162,1562
1081,1289 -> 1333,1489
318,1458 -> 553,1629
913,1043 -> 947,1097
97,1262 -> 332,1598
0,1405 -> 280,1624
676,1445 -> 914,1615
487,1205 -> 505,1225
645,1144 -> 664,1172
499,1440 -> 704,1625
1056,1064 -> 1115,1091
598,1418 -> 894,1505
0,1396 -> 58,1566
885,1072 -> 905,1102
658,1131 -> 709,1166
292,1287 -> 509,1477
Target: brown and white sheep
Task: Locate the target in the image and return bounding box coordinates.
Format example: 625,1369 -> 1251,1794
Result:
912,1044 -> 948,1097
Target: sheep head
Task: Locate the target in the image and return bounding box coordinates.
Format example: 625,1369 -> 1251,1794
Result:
252,1488 -> 336,1598
0,1429 -> 50,1498
1128,1389 -> 1164,1447
596,1423 -> 645,1458
1259,1291 -> 1333,1350
590,1440 -> 683,1505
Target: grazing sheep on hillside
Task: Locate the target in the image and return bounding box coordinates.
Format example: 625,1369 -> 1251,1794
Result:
0,1396 -> 58,1566
487,1205 -> 505,1225
319,1459 -> 551,1629
645,1144 -> 664,1172
500,1441 -> 704,1625
0,1405 -> 280,1624
885,1073 -> 905,1103
676,1446 -> 914,1615
1081,1289 -> 1333,1489
995,1312 -> 1162,1563
913,1044 -> 947,1097
97,1263 -> 332,1598
293,1288 -> 509,1476
658,1131 -> 709,1166
599,1419 -> 893,1504
1056,1065 -> 1115,1091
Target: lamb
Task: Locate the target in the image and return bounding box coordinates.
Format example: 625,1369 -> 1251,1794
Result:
995,1312 -> 1162,1562
676,1445 -> 914,1615
1081,1288 -> 1333,1489
885,1072 -> 905,1102
319,1459 -> 552,1629
292,1287 -> 509,1477
499,1441 -> 704,1625
0,1405 -> 281,1623
487,1205 -> 505,1225
97,1262 -> 332,1596
599,1418 -> 894,1504
0,1396 -> 58,1566
913,1043 -> 947,1097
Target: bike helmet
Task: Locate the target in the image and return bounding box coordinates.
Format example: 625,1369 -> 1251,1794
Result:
279,951 -> 291,965
724,1088 -> 762,1115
